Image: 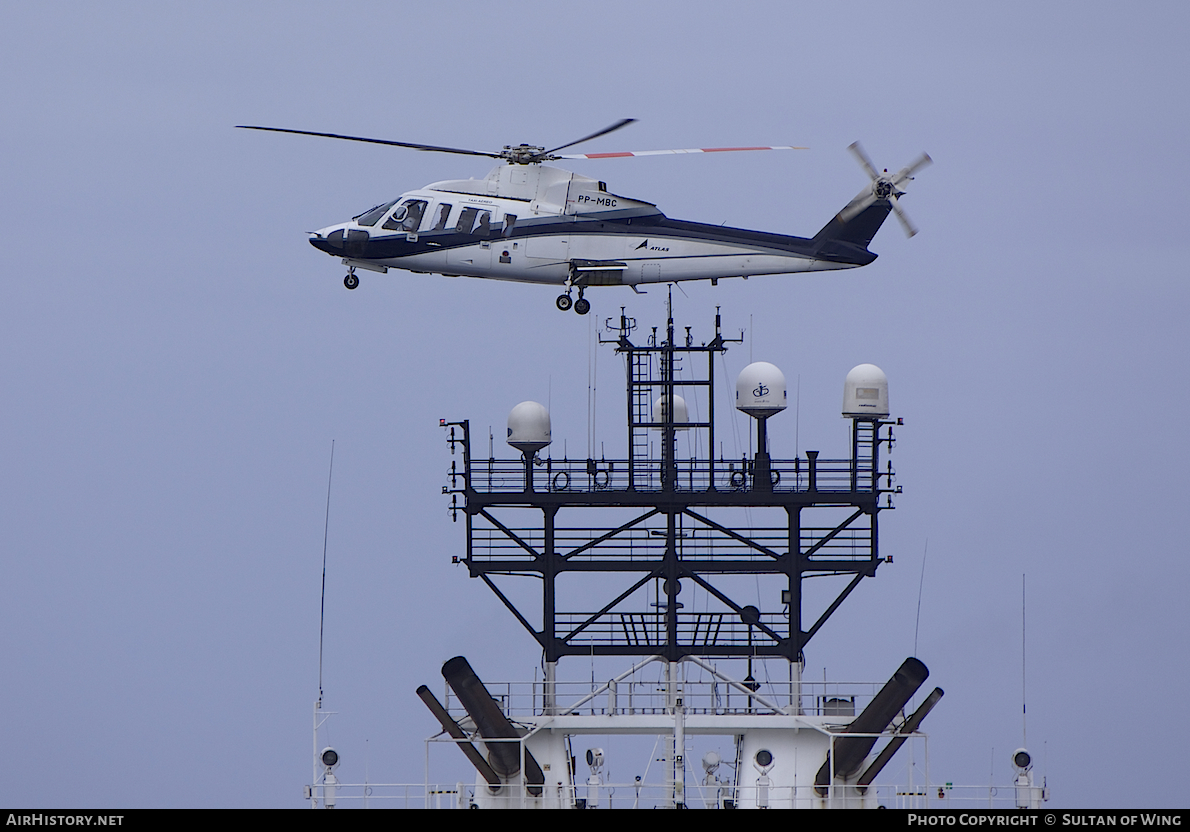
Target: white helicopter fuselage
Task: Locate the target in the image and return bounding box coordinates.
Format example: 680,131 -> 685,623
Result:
310,162 -> 890,296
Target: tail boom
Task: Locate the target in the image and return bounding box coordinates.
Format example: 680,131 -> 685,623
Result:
810,201 -> 893,265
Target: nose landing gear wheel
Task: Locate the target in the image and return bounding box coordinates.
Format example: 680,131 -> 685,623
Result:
574,297 -> 590,315
344,273 -> 359,290
556,293 -> 573,311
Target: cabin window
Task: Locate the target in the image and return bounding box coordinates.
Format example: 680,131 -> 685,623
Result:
502,214 -> 517,237
383,199 -> 428,232
455,207 -> 478,233
474,210 -> 491,237
455,207 -> 493,236
354,199 -> 398,227
430,202 -> 453,231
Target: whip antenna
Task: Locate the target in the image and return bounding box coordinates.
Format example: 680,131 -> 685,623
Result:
914,539 -> 928,656
318,440 -> 336,708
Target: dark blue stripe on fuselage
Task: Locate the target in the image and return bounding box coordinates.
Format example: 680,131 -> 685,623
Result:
310,207 -> 885,266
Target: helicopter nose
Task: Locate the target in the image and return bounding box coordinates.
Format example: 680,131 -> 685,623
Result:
310,226 -> 370,257
309,230 -> 336,255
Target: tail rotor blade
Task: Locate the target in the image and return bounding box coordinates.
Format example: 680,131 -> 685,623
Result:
848,141 -> 881,181
838,193 -> 876,223
893,152 -> 933,187
890,196 -> 919,238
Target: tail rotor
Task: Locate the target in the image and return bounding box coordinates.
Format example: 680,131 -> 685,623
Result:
840,142 -> 932,237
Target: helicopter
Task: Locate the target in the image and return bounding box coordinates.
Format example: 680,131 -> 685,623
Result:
239,120 -> 930,315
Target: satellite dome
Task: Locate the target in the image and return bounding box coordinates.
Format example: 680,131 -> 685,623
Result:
736,362 -> 787,418
652,394 -> 689,430
842,364 -> 889,417
507,401 -> 551,454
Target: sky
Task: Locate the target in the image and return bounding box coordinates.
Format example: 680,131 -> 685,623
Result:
2,0 -> 1187,809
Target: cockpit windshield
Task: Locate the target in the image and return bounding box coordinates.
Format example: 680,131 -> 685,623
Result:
354,199 -> 399,227
382,199 -> 428,232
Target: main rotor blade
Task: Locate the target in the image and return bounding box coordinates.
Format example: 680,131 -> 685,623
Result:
541,118 -> 638,156
557,145 -> 808,160
848,141 -> 881,182
235,126 -> 504,159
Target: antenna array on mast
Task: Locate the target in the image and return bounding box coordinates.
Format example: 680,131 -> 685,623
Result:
442,310 -> 901,664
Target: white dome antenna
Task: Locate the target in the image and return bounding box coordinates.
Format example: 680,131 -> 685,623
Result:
507,401 -> 552,454
508,401 -> 551,492
653,394 -> 689,430
842,364 -> 889,418
736,362 -> 787,418
735,362 -> 787,492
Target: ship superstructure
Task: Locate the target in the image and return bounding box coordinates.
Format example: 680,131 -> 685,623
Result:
305,306 -> 1049,809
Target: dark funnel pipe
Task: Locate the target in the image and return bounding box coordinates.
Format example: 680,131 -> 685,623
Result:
856,686 -> 944,791
416,684 -> 501,787
815,657 -> 929,796
442,656 -> 545,794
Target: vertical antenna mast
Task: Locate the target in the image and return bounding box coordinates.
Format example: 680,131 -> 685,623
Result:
914,539 -> 928,656
319,440 -> 336,708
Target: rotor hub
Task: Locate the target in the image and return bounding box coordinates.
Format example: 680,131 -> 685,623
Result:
502,144 -> 547,165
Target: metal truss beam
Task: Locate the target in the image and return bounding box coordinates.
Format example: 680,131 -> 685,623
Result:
682,508 -> 783,559
559,508 -> 661,560
685,572 -> 785,645
802,508 -> 867,558
559,569 -> 662,644
479,574 -> 540,642
467,558 -> 874,575
476,508 -> 541,560
803,571 -> 870,644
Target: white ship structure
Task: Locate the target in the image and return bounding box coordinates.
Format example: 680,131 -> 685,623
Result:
306,307 -> 1049,809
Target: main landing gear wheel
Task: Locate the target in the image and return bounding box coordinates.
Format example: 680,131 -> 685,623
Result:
344,273 -> 359,290
556,294 -> 573,311
574,297 -> 591,315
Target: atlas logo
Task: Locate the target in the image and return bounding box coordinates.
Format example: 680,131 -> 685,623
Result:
635,239 -> 670,252
754,383 -> 769,397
